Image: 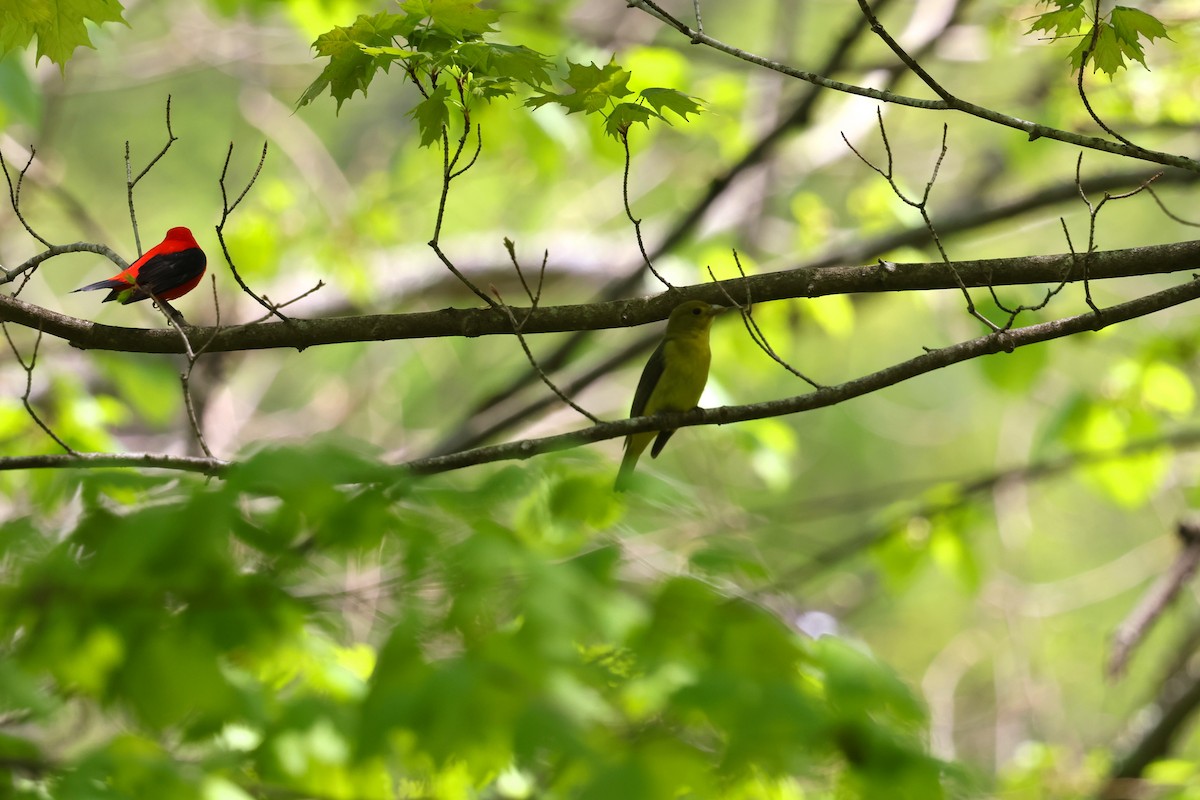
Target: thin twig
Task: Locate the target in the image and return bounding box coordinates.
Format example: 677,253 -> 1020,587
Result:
238,281 -> 326,326
621,129 -> 673,289
2,324 -> 76,454
844,112 -> 1005,332
427,88 -> 497,308
125,95 -> 178,255
1074,0 -> 1142,152
215,141 -> 287,321
0,148 -> 51,249
1146,186 -> 1200,227
707,255 -> 822,389
493,286 -> 600,423
1070,153 -> 1161,315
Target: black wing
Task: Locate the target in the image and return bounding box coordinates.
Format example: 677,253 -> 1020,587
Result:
131,248 -> 206,299
630,340 -> 666,418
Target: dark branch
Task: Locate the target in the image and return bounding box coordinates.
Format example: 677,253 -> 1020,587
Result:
5,239 -> 1200,353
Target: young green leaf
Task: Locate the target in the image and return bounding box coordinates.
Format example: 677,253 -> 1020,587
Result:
638,87 -> 702,121
605,102 -> 656,138
526,59 -> 633,115
410,82 -> 452,147
401,0 -> 502,38
299,13 -> 408,110
1027,4 -> 1086,38
1111,5 -> 1168,66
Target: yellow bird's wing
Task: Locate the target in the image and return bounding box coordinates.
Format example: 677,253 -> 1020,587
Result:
629,340 -> 667,420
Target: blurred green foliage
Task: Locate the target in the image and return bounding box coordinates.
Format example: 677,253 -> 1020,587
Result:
2,446 -> 952,798
3,0 -> 1200,797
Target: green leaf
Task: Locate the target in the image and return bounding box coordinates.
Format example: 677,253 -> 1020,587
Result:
638,87 -> 701,121
0,0 -> 126,69
1111,6 -> 1168,60
1068,15 -> 1162,75
605,102 -> 656,137
527,59 -> 632,116
1027,5 -> 1086,38
298,13 -> 407,110
481,43 -> 552,87
400,0 -> 500,38
409,81 -> 451,147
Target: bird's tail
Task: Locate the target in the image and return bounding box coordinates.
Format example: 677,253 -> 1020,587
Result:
614,435 -> 648,492
71,279 -> 123,294
614,455 -> 637,492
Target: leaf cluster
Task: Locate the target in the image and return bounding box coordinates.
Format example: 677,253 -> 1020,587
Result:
1,444 -> 952,798
1027,0 -> 1169,76
525,59 -> 701,139
298,0 -> 553,139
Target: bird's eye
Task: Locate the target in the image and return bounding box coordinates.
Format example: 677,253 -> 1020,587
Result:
692,307 -> 701,315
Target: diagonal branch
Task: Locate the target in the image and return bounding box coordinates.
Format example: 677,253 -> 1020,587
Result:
399,273 -> 1200,475
623,0 -> 1200,174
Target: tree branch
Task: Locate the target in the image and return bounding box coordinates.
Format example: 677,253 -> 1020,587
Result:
8,269 -> 1200,479
5,239 -> 1200,353
400,272 -> 1200,475
624,0 -> 1200,174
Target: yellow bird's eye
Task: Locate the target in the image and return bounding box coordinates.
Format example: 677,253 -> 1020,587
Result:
692,307 -> 701,315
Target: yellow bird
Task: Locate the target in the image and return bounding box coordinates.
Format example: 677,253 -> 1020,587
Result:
615,300 -> 724,491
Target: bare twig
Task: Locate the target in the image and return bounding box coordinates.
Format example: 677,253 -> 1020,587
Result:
238,281 -> 326,326
708,255 -> 822,389
1070,153 -> 1161,314
0,241 -> 128,288
428,81 -> 497,308
215,141 -> 287,321
621,129 -> 673,289
844,113 -> 1006,331
152,279 -> 219,458
503,238 -> 548,306
125,95 -> 178,255
493,286 -> 600,424
1107,519 -> 1200,679
0,148 -> 51,249
1146,186 -> 1200,227
2,324 -> 76,454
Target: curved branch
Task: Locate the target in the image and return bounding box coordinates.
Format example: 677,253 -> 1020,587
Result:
1,241 -> 128,286
5,239 -> 1200,353
625,0 -> 1200,174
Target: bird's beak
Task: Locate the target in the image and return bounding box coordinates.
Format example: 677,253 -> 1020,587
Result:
710,304 -> 731,316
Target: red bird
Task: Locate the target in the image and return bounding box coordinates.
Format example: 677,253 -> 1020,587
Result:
73,227 -> 206,305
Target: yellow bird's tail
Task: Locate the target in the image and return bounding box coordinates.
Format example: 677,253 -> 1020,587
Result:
614,431 -> 654,492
